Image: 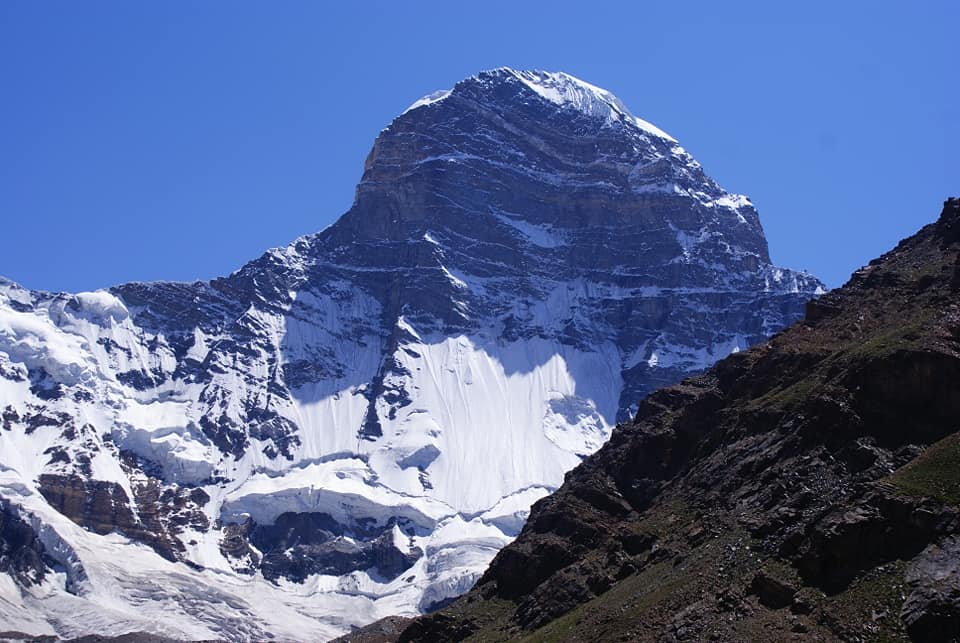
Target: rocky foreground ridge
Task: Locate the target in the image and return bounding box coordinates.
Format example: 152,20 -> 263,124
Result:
390,198 -> 960,642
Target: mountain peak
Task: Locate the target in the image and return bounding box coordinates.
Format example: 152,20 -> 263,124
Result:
403,68 -> 676,141
359,68 -> 774,266
0,69 -> 823,639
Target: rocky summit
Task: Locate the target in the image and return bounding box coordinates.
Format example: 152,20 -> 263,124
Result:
397,198 -> 960,642
0,68 -> 820,640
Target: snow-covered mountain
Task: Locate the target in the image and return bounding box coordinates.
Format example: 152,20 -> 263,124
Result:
0,68 -> 823,640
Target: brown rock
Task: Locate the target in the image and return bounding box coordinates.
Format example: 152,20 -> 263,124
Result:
749,569 -> 797,609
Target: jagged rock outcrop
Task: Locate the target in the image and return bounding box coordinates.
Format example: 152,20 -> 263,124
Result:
0,498 -> 54,588
0,69 -> 821,640
902,536 -> 960,641
396,198 -> 960,642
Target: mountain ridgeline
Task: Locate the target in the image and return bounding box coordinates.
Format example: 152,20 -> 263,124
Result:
395,198 -> 960,643
0,69 -> 821,640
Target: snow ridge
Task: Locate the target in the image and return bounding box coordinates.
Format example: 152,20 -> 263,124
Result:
404,67 -> 676,141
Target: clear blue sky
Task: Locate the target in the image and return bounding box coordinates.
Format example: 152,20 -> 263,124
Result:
1,1 -> 957,291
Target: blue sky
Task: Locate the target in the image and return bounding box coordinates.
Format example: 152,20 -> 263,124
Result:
1,1 -> 957,291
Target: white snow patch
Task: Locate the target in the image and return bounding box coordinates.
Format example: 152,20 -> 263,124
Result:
440,265 -> 468,290
402,68 -> 676,141
491,209 -> 568,248
403,89 -> 452,115
114,400 -> 214,484
478,486 -> 552,536
0,307 -> 94,385
69,291 -> 129,323
505,69 -> 677,141
221,459 -> 452,529
370,336 -> 621,513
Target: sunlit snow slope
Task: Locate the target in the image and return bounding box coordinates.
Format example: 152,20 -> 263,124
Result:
0,68 -> 823,640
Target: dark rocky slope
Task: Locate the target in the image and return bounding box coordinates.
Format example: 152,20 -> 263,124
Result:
392,197 -> 960,642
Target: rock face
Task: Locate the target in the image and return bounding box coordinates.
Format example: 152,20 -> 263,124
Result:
0,69 -> 821,640
397,198 -> 960,642
0,498 -> 54,589
902,536 -> 960,642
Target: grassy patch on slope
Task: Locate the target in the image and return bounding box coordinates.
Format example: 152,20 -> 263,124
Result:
889,432 -> 960,505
